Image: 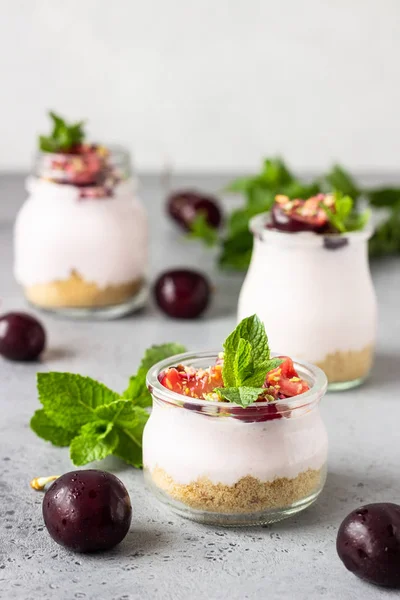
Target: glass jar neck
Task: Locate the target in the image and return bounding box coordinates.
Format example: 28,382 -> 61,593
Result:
32,145 -> 132,198
147,351 -> 327,419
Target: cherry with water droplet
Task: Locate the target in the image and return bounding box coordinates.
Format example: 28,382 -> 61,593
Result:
42,470 -> 132,553
337,502 -> 400,588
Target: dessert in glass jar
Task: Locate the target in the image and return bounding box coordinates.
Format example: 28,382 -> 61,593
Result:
238,193 -> 377,390
144,315 -> 328,526
14,112 -> 148,319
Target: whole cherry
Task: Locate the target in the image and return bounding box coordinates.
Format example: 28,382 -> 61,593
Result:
167,190 -> 222,231
0,312 -> 46,361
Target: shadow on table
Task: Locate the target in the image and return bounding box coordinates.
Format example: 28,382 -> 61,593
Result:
119,526 -> 170,555
260,469 -> 396,534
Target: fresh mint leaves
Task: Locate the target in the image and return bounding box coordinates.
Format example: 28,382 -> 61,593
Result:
30,409 -> 76,447
222,315 -> 281,388
322,191 -> 370,234
122,343 -> 186,407
39,111 -> 85,153
186,156 -> 400,268
220,158 -> 322,270
219,315 -> 282,407
37,372 -> 120,430
368,208 -> 400,257
186,213 -> 219,247
323,165 -> 361,200
30,343 -> 186,468
70,422 -> 118,466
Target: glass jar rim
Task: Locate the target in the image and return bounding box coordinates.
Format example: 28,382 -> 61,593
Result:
250,212 -> 374,244
35,143 -> 130,159
146,350 -> 327,410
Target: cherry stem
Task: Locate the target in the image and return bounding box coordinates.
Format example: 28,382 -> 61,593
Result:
30,475 -> 60,491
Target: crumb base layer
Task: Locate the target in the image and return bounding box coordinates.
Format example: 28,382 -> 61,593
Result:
146,466 -> 325,525
316,345 -> 373,385
24,270 -> 144,309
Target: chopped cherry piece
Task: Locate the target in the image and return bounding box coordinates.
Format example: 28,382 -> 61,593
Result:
160,364 -> 223,398
270,194 -> 329,233
266,357 -> 309,397
230,403 -> 281,423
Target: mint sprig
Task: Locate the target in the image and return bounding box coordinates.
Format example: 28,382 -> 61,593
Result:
30,343 -> 186,468
218,315 -> 282,407
322,191 -> 370,234
214,387 -> 273,407
186,213 -> 219,247
122,343 -> 187,407
39,111 -> 85,153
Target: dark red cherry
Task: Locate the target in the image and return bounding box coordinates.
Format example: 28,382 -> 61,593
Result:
270,204 -> 327,233
0,312 -> 46,361
270,195 -> 328,234
337,503 -> 400,588
230,403 -> 282,423
43,470 -> 132,553
167,190 -> 222,231
154,269 -> 211,319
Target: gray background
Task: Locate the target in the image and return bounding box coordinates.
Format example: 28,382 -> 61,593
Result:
1,174 -> 400,600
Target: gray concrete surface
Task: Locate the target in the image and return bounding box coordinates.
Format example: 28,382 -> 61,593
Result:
1,174 -> 400,600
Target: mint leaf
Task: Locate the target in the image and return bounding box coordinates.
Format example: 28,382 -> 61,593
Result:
214,387 -> 266,407
223,315 -> 271,387
123,343 -> 186,407
39,111 -> 85,153
370,209 -> 400,257
113,429 -> 144,468
324,165 -> 360,199
220,316 -> 283,402
30,409 -> 77,447
233,338 -> 253,386
225,176 -> 254,193
94,399 -> 149,468
219,230 -> 253,271
264,358 -> 284,373
95,400 -> 148,435
186,213 -> 219,247
367,188 -> 400,208
37,372 -> 119,431
70,422 -> 118,466
322,191 -> 369,234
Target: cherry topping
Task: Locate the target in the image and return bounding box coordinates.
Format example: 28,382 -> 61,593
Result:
167,190 -> 222,231
154,269 -> 211,319
160,364 -> 223,397
0,312 -> 46,361
270,194 -> 329,233
230,403 -> 282,423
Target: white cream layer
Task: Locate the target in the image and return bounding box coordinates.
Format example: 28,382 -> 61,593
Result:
143,402 -> 328,486
238,233 -> 377,363
14,178 -> 147,287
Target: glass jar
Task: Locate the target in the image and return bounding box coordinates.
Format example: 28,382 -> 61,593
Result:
238,213 -> 378,391
144,351 -> 328,526
14,146 -> 148,319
